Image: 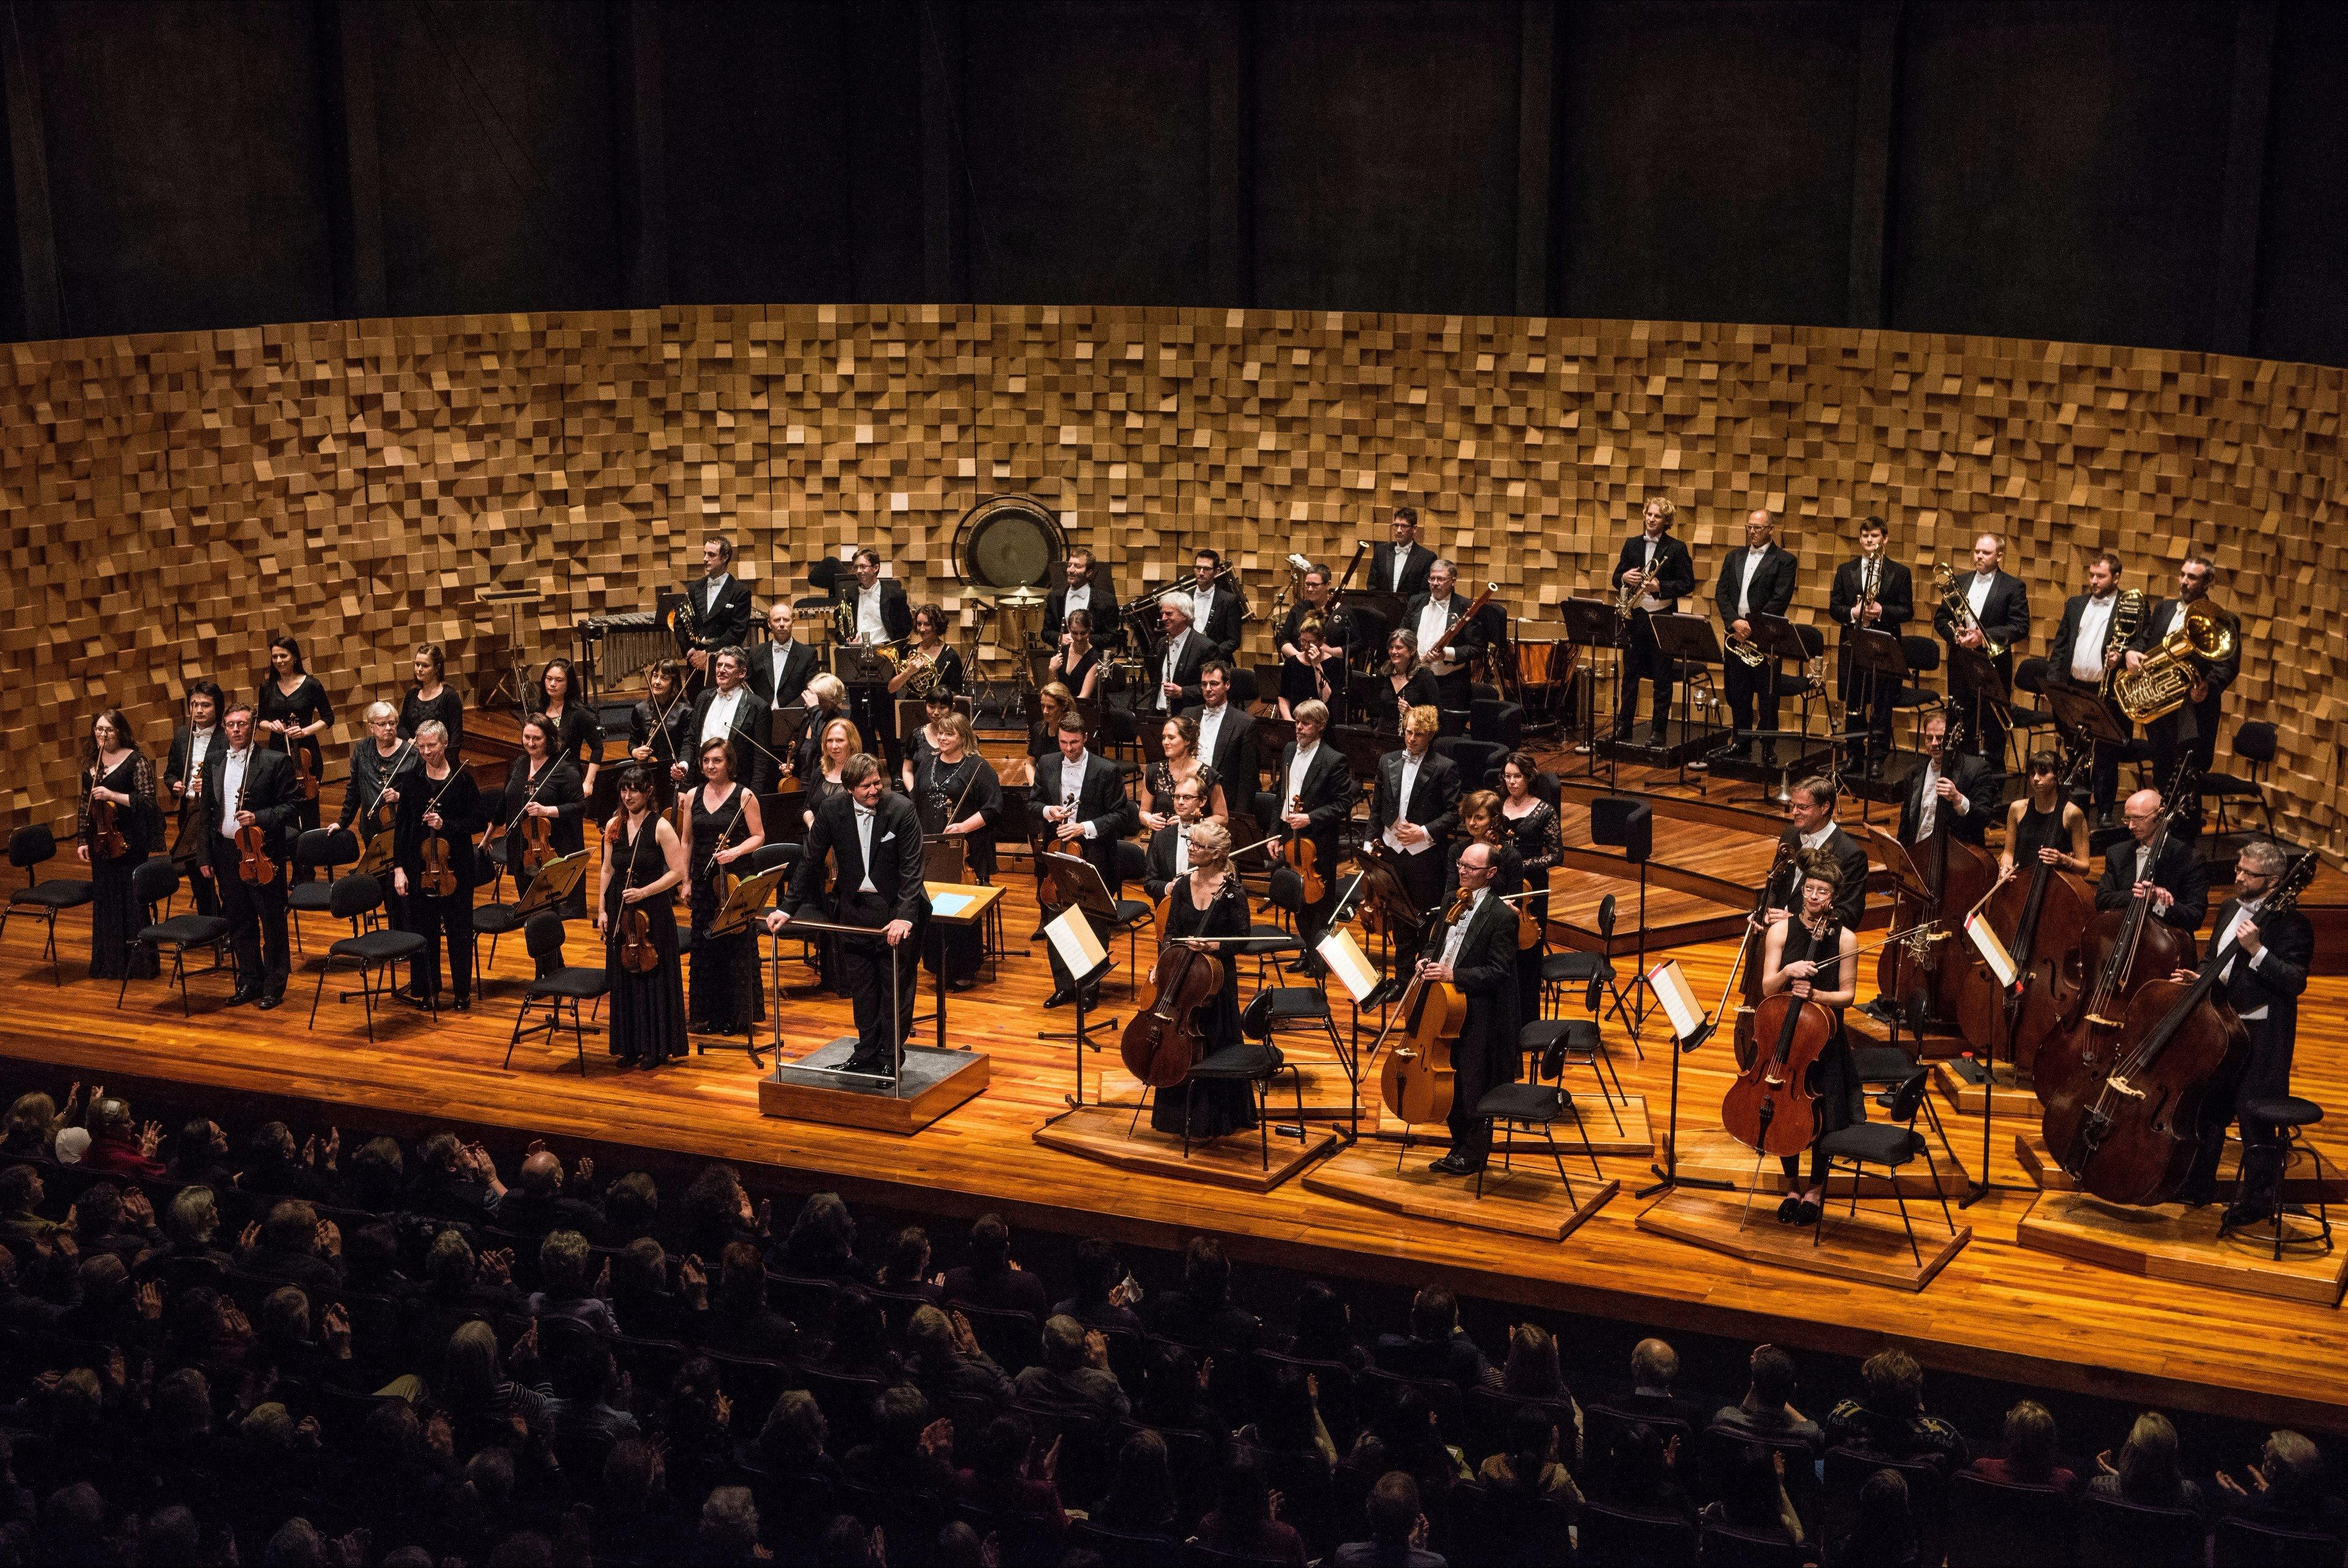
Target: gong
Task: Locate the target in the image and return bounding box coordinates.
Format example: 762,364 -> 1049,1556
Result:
951,495 -> 1068,592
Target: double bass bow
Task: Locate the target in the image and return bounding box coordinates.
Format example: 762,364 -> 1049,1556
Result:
2041,850 -> 2314,1205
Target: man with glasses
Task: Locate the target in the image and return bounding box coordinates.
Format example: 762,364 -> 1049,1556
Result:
2168,839 -> 2310,1220
1421,842 -> 1521,1179
2094,787 -> 2208,937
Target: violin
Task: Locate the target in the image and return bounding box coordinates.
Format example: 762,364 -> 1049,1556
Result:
1376,891 -> 1471,1125
419,835 -> 460,899
615,809 -> 662,974
1719,919 -> 1843,1158
88,768 -> 129,862
233,770 -> 276,886
1280,791 -> 1325,905
286,729 -> 320,801
2043,850 -> 2313,1204
1121,933 -> 1224,1090
522,811 -> 556,874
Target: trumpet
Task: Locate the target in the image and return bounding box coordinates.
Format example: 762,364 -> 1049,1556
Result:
1614,567 -> 1646,632
831,598 -> 857,644
1724,630 -> 1767,668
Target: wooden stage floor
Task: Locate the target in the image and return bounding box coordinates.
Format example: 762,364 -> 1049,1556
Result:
7,829 -> 2348,1435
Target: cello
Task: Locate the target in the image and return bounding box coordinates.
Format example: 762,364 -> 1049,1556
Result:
2042,851 -> 2313,1204
1375,891 -> 1471,1125
1724,841 -> 1795,1068
1719,920 -> 1843,1160
1874,721 -> 1999,1025
1120,934 -> 1224,1091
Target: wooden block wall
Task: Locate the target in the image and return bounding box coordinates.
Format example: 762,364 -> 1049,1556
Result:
3,307 -> 2341,856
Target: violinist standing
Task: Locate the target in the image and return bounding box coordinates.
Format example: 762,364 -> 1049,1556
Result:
162,680 -> 226,918
501,715 -> 588,916
598,765 -> 690,1069
686,737 -> 767,1037
1423,842 -> 1521,1178
201,701 -> 301,1009
1760,848 -> 1863,1224
257,635 -> 333,873
77,709 -> 158,982
340,702 -> 420,933
1274,701 -> 1353,978
1150,820 -> 1255,1139
391,721 -> 481,1011
2170,839 -> 2313,1221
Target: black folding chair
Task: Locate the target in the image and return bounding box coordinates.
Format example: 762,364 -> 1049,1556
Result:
117,857 -> 232,1016
503,912 -> 609,1077
3,824 -> 92,984
306,872 -> 429,1041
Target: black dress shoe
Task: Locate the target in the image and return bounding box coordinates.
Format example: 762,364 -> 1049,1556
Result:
1644,728 -> 1669,747
1079,983 -> 1102,1009
2174,1182 -> 2216,1210
226,984 -> 261,1008
2222,1195 -> 2278,1230
1760,749 -> 1781,770
452,996 -> 470,1012
256,992 -> 284,1012
1776,1194 -> 1803,1224
1043,987 -> 1074,1009
1428,1153 -> 1479,1176
1795,1198 -> 1823,1226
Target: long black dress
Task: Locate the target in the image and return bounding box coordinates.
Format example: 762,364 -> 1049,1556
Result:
258,674 -> 331,845
79,754 -> 158,980
605,814 -> 687,1067
1501,797 -> 1563,1020
915,751 -> 1002,986
629,691 -> 696,809
1050,645 -> 1101,700
541,702 -> 604,788
394,765 -> 481,1004
500,757 -> 587,916
1362,668 -> 1441,734
2011,799 -> 2065,865
689,784 -> 763,1034
1150,877 -> 1258,1139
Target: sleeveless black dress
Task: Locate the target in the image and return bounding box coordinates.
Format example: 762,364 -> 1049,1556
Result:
1781,918 -> 1864,1139
2012,800 -> 2065,866
605,815 -> 687,1066
689,784 -> 763,1034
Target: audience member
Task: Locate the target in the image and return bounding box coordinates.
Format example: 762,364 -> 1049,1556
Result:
2090,1410 -> 2202,1513
1014,1314 -> 1130,1417
1052,1237 -> 1142,1333
1711,1344 -> 1823,1452
1335,1470 -> 1449,1568
1145,1235 -> 1261,1353
1967,1399 -> 2077,1490
1825,1348 -> 1969,1471
940,1212 -> 1049,1319
1375,1286 -> 1498,1391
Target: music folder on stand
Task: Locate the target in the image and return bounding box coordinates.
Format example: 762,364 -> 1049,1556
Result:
1038,852 -> 1123,1107
1632,959 -> 1738,1199
474,584 -> 546,715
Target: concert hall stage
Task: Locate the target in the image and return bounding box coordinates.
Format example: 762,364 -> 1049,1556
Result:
8,831 -> 2348,1438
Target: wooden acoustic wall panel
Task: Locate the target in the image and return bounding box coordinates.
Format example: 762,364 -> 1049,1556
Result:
1,307 -> 2339,856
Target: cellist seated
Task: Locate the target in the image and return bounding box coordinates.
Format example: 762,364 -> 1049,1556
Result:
1146,822 -> 1257,1143
1760,848 -> 1864,1226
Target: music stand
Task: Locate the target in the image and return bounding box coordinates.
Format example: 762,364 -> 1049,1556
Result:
1631,959 -> 1740,1199
2042,682 -> 2132,803
835,644 -> 896,685
1847,628 -> 1913,803
1948,641 -> 2010,764
701,864 -> 792,1067
474,585 -> 545,716
1039,852 -> 1121,1103
1648,614 -> 1727,790
513,850 -> 590,918
1559,597 -> 1623,782
766,917 -> 907,1085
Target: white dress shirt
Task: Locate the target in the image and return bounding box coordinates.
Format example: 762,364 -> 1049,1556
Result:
1787,822 -> 1838,897
700,686 -> 745,745
855,583 -> 886,643
1158,630 -> 1189,711
853,803 -> 879,894
701,572 -> 730,614
1737,547 -> 1770,618
1439,888 -> 1487,968
1967,571 -> 1995,620
2214,896 -> 2272,1017
1061,750 -> 1099,839
1285,742 -> 1320,809
1416,597 -> 1460,675
185,726 -> 216,787
1384,753 -> 1428,855
1391,550 -> 1411,592
1851,557 -> 1881,624
1063,583 -> 1091,622
1197,702 -> 1227,766
2163,600 -> 2187,639
1192,585 -> 1216,631
2071,594 -> 2116,682
216,746 -> 253,840
769,643 -> 799,708
1172,826 -> 1192,878
1639,537 -> 1666,610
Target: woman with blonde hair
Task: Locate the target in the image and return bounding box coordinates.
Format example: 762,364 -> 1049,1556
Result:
1146,818 -> 1257,1140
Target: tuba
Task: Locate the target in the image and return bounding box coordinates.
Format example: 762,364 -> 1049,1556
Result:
2114,603 -> 2235,723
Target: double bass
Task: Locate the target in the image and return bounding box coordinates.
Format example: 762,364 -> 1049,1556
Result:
1875,724 -> 1999,1026
2041,852 -> 2313,1205
1375,891 -> 1471,1125
1950,771 -> 2092,1077
1719,919 -> 1843,1159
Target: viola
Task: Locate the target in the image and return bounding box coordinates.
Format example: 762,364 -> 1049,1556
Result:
1720,921 -> 1844,1158
1376,892 -> 1471,1125
290,737 -> 320,801
2043,850 -> 2314,1205
419,834 -> 460,899
1120,936 -> 1223,1090
88,770 -> 129,863
1349,844 -> 1417,939
618,906 -> 660,973
1280,790 -> 1325,905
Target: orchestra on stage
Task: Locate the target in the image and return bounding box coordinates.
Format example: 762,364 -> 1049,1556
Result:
48,506 -> 2311,1243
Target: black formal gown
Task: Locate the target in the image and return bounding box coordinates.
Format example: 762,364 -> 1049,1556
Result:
258,675 -> 331,845
399,686 -> 465,758
1501,798 -> 1563,1020
689,784 -> 764,1034
915,751 -> 1002,987
1362,669 -> 1441,734
1774,919 -> 1863,1180
1279,653 -> 1338,713
79,755 -> 158,980
2011,800 -> 2066,865
605,815 -> 687,1067
1050,646 -> 1101,699
541,702 -> 604,785
1150,878 -> 1259,1139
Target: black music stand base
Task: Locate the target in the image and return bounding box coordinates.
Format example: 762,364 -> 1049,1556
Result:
1042,957 -> 1119,1108
1634,1012 -> 1739,1201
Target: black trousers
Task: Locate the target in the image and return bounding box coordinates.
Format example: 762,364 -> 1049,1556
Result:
1427,666 -> 1474,735
207,835 -> 290,993
2143,690 -> 2223,786
1615,611 -> 1673,735
2051,676 -> 2130,814
1382,845 -> 1447,982
176,839 -> 220,918
2186,1014 -> 2291,1201
839,890 -> 921,1064
1723,655 -> 1780,753
404,888 -> 474,1002
1444,1018 -> 1518,1167
1837,645 -> 1899,760
846,682 -> 901,767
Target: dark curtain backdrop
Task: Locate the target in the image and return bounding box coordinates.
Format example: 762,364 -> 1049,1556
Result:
2,0 -> 2342,367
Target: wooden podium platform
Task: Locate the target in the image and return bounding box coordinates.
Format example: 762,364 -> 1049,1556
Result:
2017,1191 -> 2348,1306
1932,1058 -> 2041,1117
1304,1143 -> 1617,1241
758,1038 -> 990,1135
1032,1103 -> 1338,1193
1665,1126 -> 1967,1196
1637,1188 -> 1972,1292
